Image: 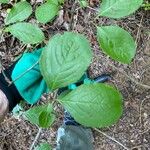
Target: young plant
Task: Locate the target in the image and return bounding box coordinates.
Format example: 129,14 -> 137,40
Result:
3,1 -> 45,44
39,32 -> 123,128
22,31 -> 122,130
2,0 -> 64,44
1,0 -> 145,149
5,1 -> 32,25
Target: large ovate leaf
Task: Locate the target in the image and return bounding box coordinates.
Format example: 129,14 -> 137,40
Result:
99,0 -> 143,18
0,0 -> 9,3
35,143 -> 52,150
59,83 -> 123,128
24,104 -> 55,128
5,1 -> 32,25
35,2 -> 59,24
97,26 -> 136,64
39,32 -> 92,90
5,22 -> 45,44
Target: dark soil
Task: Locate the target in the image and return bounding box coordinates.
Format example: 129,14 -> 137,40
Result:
0,0 -> 150,150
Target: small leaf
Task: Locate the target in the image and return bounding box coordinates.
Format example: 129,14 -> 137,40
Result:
97,26 -> 136,64
24,104 -> 54,127
99,0 -> 143,18
35,143 -> 52,150
0,0 -> 9,3
38,103 -> 55,128
59,83 -> 123,128
5,22 -> 45,44
5,1 -> 32,25
39,32 -> 92,90
35,2 -> 59,24
39,111 -> 55,128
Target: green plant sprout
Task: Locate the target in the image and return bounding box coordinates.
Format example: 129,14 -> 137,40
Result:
0,0 -> 145,149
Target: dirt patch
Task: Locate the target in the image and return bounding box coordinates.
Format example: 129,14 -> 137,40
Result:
0,0 -> 150,150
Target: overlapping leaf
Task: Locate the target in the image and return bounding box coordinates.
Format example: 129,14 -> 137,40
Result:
39,32 -> 92,90
24,104 -> 55,128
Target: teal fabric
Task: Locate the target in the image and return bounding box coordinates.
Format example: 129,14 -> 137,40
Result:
68,74 -> 93,90
68,84 -> 77,90
11,48 -> 48,104
83,78 -> 94,84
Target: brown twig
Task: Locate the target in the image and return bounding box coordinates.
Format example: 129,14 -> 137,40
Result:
94,128 -> 129,150
109,63 -> 150,89
0,59 -> 12,84
135,14 -> 144,44
29,127 -> 42,150
94,55 -> 150,89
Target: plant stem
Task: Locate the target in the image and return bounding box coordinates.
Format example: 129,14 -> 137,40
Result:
29,128 -> 42,150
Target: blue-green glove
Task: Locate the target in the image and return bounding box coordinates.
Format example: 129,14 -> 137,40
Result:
11,48 -> 49,104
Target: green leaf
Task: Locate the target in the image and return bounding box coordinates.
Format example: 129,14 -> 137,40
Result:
5,22 -> 45,44
39,111 -> 55,128
35,2 -> 59,24
0,0 -> 9,3
79,0 -> 88,8
47,0 -> 64,5
39,103 -> 55,128
59,83 -> 123,128
99,0 -> 143,18
39,32 -> 92,90
97,26 -> 136,64
24,104 -> 54,127
35,143 -> 52,150
5,1 -> 32,25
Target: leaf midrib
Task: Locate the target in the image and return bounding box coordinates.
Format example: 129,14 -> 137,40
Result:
100,0 -> 123,15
